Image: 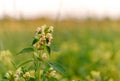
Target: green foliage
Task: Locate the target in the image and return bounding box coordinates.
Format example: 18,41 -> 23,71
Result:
18,47 -> 34,55
17,59 -> 33,68
46,46 -> 51,55
48,62 -> 67,76
1,19 -> 120,81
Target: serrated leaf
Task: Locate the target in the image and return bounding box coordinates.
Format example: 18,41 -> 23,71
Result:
17,59 -> 33,68
18,47 -> 34,55
32,39 -> 38,45
48,62 -> 67,76
46,46 -> 51,55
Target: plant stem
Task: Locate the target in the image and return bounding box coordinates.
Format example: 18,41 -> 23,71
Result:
33,51 -> 42,81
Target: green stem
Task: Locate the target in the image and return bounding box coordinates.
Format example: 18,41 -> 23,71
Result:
33,51 -> 42,81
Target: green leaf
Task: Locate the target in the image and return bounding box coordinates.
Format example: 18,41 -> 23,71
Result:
32,39 -> 38,45
11,60 -> 17,69
28,77 -> 35,81
48,77 -> 58,81
18,47 -> 34,55
46,46 -> 51,55
1,79 -> 8,81
17,59 -> 33,68
48,62 -> 67,76
41,70 -> 47,81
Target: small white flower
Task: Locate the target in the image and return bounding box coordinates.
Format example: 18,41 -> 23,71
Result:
23,72 -> 31,78
16,68 -> 22,74
5,72 -> 10,79
48,26 -> 54,32
50,70 -> 56,77
49,67 -> 54,71
35,27 -> 42,34
14,74 -> 19,80
41,25 -> 47,33
42,53 -> 48,60
46,33 -> 53,42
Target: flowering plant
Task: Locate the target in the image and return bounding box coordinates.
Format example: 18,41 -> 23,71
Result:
4,25 -> 66,81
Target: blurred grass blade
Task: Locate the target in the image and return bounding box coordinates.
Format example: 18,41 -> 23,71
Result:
18,47 -> 34,55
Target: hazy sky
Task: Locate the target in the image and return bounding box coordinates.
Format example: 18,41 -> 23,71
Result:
0,0 -> 120,19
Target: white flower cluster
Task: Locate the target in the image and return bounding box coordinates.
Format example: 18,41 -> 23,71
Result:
5,68 -> 31,81
33,25 -> 54,50
47,67 -> 56,78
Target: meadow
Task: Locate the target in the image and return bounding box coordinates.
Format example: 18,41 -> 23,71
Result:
0,18 -> 120,81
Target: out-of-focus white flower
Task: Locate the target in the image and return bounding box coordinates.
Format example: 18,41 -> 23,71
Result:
16,68 -> 22,74
46,33 -> 53,45
5,72 -> 10,79
48,26 -> 54,33
23,72 -> 31,78
49,67 -> 54,71
72,80 -> 75,81
41,25 -> 47,33
49,70 -> 56,77
5,71 -> 13,79
42,53 -> 48,60
35,27 -> 42,35
91,70 -> 100,78
14,74 -> 19,81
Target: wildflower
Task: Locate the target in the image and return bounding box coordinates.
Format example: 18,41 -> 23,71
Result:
42,53 -> 48,60
49,70 -> 56,77
91,70 -> 100,77
33,25 -> 54,50
23,72 -> 31,78
41,25 -> 46,33
16,68 -> 23,74
72,80 -> 75,81
5,71 -> 13,80
48,26 -> 54,33
46,33 -> 53,46
14,74 -> 19,81
5,72 -> 11,79
46,33 -> 53,41
49,67 -> 54,71
35,27 -> 42,35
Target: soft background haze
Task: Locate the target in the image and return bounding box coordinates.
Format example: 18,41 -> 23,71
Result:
0,0 -> 120,19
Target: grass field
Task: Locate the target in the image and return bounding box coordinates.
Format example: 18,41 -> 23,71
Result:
0,18 -> 120,81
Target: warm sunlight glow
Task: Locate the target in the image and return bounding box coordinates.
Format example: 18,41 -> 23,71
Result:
0,0 -> 120,19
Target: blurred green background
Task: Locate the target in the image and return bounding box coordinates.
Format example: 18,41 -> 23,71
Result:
0,18 -> 120,81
